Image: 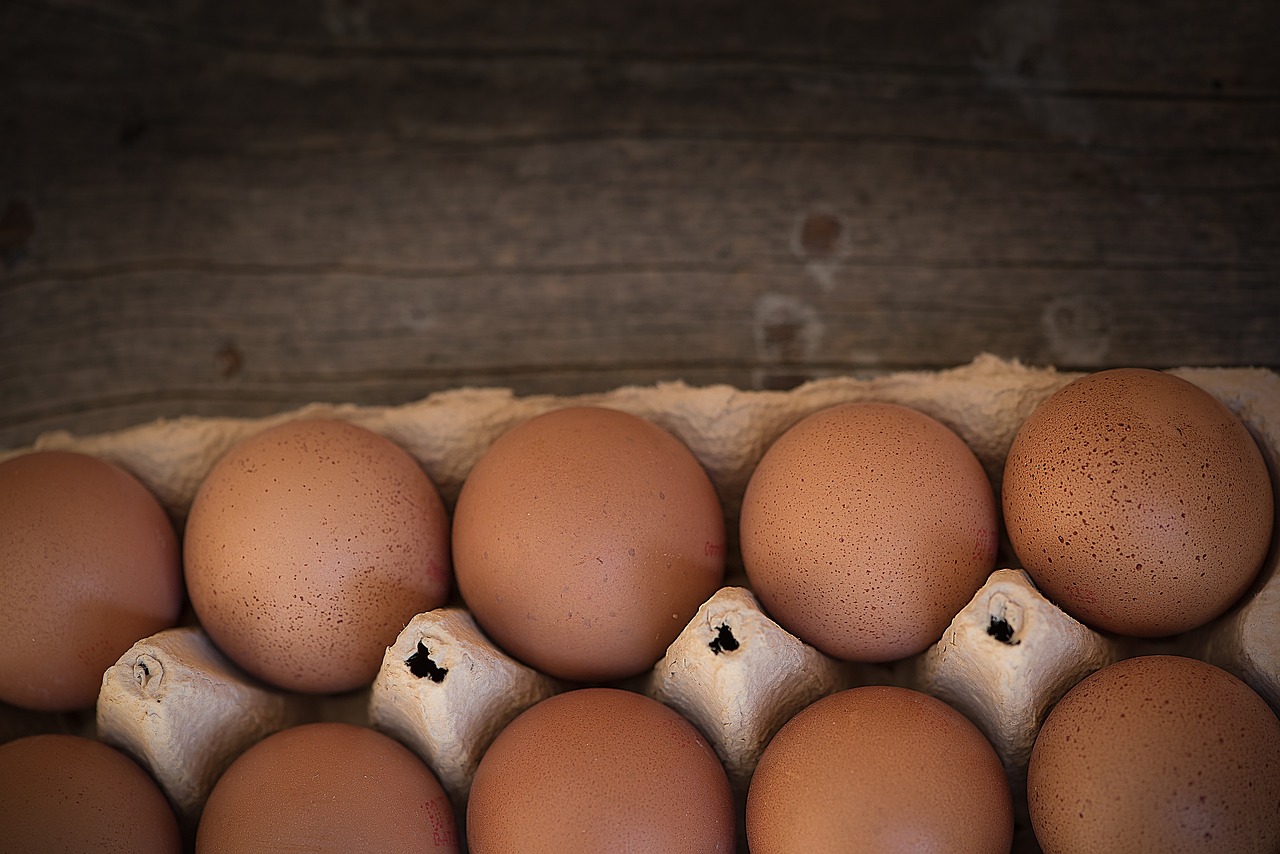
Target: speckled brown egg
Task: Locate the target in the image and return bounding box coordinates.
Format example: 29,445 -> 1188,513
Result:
197,722 -> 458,852
1003,369 -> 1273,636
0,733 -> 182,854
466,687 -> 735,853
184,419 -> 451,693
1028,655 -> 1280,853
0,451 -> 183,711
452,407 -> 725,682
739,402 -> 998,662
746,685 -> 1013,853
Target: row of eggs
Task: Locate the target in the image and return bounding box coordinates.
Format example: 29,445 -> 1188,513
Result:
2,367 -> 1278,851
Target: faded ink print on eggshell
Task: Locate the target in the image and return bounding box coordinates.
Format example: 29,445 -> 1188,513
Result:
1028,655 -> 1280,853
740,402 -> 999,662
1003,368 -> 1273,637
184,419 -> 452,694
197,722 -> 458,852
746,685 -> 1013,854
451,407 -> 726,682
0,734 -> 182,854
0,451 -> 183,712
467,688 -> 735,854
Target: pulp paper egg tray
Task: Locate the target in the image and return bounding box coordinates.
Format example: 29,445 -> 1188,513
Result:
2,354 -> 1277,853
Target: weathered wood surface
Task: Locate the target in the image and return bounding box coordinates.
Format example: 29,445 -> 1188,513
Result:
2,0 -> 1278,449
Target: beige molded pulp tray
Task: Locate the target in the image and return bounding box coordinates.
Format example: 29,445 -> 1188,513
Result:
3,354 -> 1277,853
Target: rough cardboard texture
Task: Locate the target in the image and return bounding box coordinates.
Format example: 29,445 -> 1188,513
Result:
1,354 -> 1277,854
96,627 -> 303,829
368,608 -> 561,809
645,586 -> 853,795
0,354 -> 1077,525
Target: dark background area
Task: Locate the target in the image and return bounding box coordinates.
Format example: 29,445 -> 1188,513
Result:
3,0 -> 1278,449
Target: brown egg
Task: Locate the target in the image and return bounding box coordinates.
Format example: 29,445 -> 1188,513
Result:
467,687 -> 735,853
0,451 -> 183,711
740,402 -> 998,662
184,419 -> 451,693
1003,368 -> 1273,636
1028,655 -> 1280,853
197,722 -> 458,852
746,685 -> 1013,853
452,407 -> 725,682
0,733 -> 182,853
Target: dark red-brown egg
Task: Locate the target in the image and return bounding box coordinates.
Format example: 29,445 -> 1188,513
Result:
740,402 -> 998,662
1003,368 -> 1273,636
466,687 -> 735,853
1028,655 -> 1280,853
746,685 -> 1013,853
0,733 -> 182,853
452,407 -> 725,682
0,451 -> 183,711
184,419 -> 451,693
197,722 -> 458,852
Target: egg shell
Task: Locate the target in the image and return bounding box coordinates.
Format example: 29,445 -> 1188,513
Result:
0,733 -> 182,853
466,687 -> 735,854
197,721 -> 458,852
2,356 -> 1278,854
746,685 -> 1014,853
740,401 -> 999,662
1028,655 -> 1280,853
0,450 -> 183,712
1003,368 -> 1273,637
183,419 -> 451,694
452,406 -> 726,682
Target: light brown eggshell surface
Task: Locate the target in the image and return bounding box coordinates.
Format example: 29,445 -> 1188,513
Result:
0,451 -> 182,711
740,402 -> 999,662
1028,655 -> 1280,853
197,722 -> 458,852
466,687 -> 735,854
183,419 -> 451,693
746,685 -> 1014,853
1003,368 -> 1274,637
0,733 -> 182,854
452,406 -> 726,682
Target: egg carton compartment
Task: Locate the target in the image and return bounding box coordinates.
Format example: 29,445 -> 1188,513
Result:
3,354 -> 1278,853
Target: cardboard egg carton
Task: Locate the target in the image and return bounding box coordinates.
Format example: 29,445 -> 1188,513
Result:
3,354 -> 1277,853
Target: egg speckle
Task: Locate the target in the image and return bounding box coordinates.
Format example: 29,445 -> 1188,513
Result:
740,402 -> 998,662
184,419 -> 451,693
746,685 -> 1013,853
1028,655 -> 1280,853
1003,369 -> 1273,636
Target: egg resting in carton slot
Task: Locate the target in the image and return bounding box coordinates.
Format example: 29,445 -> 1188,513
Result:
2,354 -> 1278,853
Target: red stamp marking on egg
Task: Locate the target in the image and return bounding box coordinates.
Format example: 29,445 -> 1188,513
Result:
972,527 -> 996,562
704,541 -> 725,558
422,794 -> 456,847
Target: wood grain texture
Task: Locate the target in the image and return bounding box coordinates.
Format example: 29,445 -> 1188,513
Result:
2,0 -> 1278,449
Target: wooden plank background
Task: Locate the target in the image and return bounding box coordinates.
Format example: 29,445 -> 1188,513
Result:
2,0 -> 1278,450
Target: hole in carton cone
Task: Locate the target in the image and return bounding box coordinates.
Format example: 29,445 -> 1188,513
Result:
986,592 -> 1023,645
708,624 -> 740,655
987,616 -> 1019,644
134,654 -> 163,695
405,641 -> 448,682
